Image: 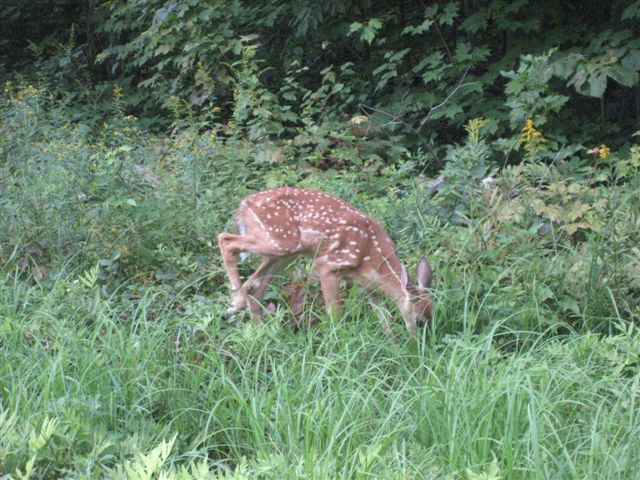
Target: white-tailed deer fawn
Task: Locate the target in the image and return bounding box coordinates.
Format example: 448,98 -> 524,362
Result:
218,187 -> 433,335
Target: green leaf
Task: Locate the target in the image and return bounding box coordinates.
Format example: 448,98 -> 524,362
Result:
622,1 -> 640,20
349,21 -> 363,33
154,44 -> 173,56
460,12 -> 488,33
587,73 -> 607,97
440,1 -> 460,26
622,50 -> 640,71
454,42 -> 473,63
402,19 -> 433,35
388,48 -> 410,63
369,18 -> 382,30
607,65 -> 639,87
183,41 -> 202,53
571,68 -> 587,91
361,26 -> 376,45
350,19 -> 382,45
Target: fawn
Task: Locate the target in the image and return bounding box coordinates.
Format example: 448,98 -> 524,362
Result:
218,187 -> 433,335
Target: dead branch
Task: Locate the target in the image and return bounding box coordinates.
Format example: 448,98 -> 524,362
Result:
417,67 -> 472,131
358,68 -> 476,169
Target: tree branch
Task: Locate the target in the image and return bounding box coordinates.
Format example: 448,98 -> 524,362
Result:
358,68 -> 476,169
417,67 -> 472,131
359,101 -> 443,167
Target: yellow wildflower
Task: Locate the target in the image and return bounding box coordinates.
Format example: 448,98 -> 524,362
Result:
522,119 -> 542,142
521,119 -> 546,158
465,117 -> 486,144
599,144 -> 611,160
113,84 -> 123,102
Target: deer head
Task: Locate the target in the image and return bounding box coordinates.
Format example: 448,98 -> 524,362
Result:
217,187 -> 434,335
399,257 -> 433,330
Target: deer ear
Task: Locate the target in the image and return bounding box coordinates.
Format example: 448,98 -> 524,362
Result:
400,264 -> 411,292
416,257 -> 433,290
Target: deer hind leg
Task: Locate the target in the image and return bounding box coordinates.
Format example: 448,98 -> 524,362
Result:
244,257 -> 290,322
218,232 -> 288,317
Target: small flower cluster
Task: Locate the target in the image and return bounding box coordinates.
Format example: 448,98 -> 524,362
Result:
522,119 -> 544,142
4,83 -> 44,109
587,144 -> 611,160
521,119 -> 546,158
465,117 -> 486,144
113,84 -> 124,102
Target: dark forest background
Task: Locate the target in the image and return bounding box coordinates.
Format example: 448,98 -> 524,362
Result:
2,0 -> 640,149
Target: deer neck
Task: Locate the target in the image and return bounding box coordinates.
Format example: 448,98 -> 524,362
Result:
366,252 -> 407,301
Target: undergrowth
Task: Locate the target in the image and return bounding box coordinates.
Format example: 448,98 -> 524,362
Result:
1,83 -> 640,479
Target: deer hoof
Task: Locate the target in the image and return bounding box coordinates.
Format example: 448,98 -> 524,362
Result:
225,292 -> 248,317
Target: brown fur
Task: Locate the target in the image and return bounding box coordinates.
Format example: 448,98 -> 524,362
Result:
218,187 -> 433,335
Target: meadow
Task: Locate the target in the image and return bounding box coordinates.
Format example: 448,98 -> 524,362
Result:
1,83 -> 640,479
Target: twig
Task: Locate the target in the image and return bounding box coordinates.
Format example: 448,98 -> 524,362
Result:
378,91 -> 411,128
433,22 -> 453,61
359,102 -> 443,167
418,67 -> 472,131
427,175 -> 446,196
358,69 -> 476,168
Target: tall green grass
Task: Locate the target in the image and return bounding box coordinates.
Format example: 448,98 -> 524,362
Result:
2,263 -> 639,479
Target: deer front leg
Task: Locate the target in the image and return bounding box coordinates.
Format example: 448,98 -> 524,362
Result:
315,259 -> 343,318
244,257 -> 289,322
368,293 -> 393,335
